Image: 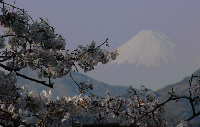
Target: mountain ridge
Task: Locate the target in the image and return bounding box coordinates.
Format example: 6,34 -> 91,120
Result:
15,67 -> 135,101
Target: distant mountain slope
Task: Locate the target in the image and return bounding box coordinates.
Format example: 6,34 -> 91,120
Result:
156,68 -> 200,98
156,68 -> 200,126
15,67 -> 132,101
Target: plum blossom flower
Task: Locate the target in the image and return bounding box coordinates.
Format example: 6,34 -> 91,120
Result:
145,91 -> 156,102
8,104 -> 15,113
177,121 -> 188,127
1,103 -> 5,110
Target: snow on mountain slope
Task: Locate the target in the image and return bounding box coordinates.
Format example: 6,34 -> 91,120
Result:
109,30 -> 175,67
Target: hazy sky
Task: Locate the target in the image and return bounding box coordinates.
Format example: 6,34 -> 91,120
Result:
1,1 -> 200,51
0,1 -> 200,90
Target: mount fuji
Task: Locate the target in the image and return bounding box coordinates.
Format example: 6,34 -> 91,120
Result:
109,30 -> 175,67
79,30 -> 200,91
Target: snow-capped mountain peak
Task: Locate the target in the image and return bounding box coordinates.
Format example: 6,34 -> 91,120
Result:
110,30 -> 175,67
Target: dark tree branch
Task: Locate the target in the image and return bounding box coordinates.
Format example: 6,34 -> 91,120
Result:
0,62 -> 53,88
1,34 -> 33,44
16,71 -> 54,88
186,110 -> 200,121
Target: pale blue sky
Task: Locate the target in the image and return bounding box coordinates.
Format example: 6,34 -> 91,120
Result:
1,1 -> 200,90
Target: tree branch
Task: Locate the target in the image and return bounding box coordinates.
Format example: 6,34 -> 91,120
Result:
0,62 -> 53,88
1,2 -> 34,23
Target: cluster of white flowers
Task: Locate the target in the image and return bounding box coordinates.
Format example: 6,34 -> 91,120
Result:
76,41 -> 119,73
0,71 -> 175,126
0,5 -> 119,80
0,2 -> 199,127
0,3 -> 121,126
